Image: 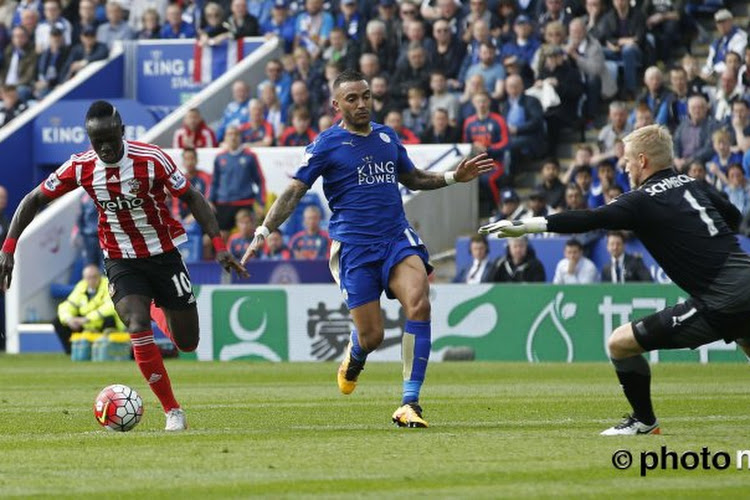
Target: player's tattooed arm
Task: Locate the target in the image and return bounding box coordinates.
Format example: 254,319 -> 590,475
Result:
261,179 -> 309,231
241,180 -> 308,265
0,187 -> 51,288
399,152 -> 495,191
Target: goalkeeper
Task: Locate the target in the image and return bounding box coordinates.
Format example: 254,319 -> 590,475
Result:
53,264 -> 124,354
480,124 -> 750,436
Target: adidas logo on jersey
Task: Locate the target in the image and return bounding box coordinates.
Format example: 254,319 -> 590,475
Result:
148,373 -> 162,384
97,196 -> 145,212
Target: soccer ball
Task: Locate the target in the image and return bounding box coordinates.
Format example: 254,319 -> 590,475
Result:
93,384 -> 144,432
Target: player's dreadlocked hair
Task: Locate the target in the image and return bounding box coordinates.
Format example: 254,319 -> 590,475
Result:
85,100 -> 122,126
333,69 -> 366,91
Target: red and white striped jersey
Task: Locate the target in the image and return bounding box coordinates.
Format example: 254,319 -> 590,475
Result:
40,140 -> 191,259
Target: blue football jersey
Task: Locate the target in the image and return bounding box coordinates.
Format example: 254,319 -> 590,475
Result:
293,122 -> 415,244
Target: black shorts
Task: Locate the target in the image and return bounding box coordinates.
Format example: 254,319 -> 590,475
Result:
215,204 -> 254,231
104,250 -> 196,310
632,298 -> 750,351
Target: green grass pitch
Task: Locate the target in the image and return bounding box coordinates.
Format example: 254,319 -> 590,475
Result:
1,355 -> 750,498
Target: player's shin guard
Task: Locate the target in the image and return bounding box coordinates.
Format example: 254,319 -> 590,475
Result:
131,330 -> 180,412
612,355 -> 656,425
401,320 -> 431,405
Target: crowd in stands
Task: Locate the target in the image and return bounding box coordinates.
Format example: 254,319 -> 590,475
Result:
5,0 -> 750,274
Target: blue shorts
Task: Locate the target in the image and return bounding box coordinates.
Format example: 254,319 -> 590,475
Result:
329,227 -> 432,310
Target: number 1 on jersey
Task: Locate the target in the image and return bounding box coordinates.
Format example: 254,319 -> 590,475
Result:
683,190 -> 719,236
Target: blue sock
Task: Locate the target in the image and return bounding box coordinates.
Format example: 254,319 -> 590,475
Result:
349,329 -> 368,362
401,320 -> 431,405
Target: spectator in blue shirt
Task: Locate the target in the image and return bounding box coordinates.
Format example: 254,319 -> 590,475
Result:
160,3 -> 196,39
96,1 -> 135,50
217,79 -> 250,142
261,0 -> 295,53
295,0 -> 334,59
256,58 -> 291,118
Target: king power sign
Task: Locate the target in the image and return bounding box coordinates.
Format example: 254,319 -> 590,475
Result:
191,284 -> 747,364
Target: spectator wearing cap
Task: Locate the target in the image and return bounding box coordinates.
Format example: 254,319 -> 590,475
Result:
566,17 -> 617,122
61,24 -> 108,81
491,236 -> 546,283
429,18 -> 465,87
466,41 -> 506,101
500,73 -> 546,167
295,0 -> 334,59
261,0 -> 295,53
160,3 -> 196,39
702,9 -> 747,79
96,0 -> 134,50
499,15 -> 540,72
35,0 -> 72,52
597,0 -> 647,100
34,26 -> 68,98
536,158 -> 565,209
453,234 -> 495,284
384,109 -> 420,145
0,85 -> 27,126
225,0 -> 260,39
360,19 -> 395,76
335,0 -> 364,42
420,107 -> 459,144
72,0 -> 99,42
1,26 -> 37,101
490,188 -> 529,223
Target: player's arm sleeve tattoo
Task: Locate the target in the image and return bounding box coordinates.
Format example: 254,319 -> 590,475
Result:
547,198 -> 637,233
260,179 -> 309,232
180,185 -> 221,238
399,168 -> 449,191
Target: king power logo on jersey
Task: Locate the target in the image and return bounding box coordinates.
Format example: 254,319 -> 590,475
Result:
211,290 -> 288,361
357,157 -> 397,186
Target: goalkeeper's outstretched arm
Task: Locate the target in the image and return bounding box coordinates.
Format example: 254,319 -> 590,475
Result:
480,202 -> 637,238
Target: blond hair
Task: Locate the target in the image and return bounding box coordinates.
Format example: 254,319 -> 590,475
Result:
622,124 -> 673,169
711,128 -> 731,143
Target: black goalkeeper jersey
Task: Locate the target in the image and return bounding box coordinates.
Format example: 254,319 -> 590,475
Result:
547,169 -> 744,297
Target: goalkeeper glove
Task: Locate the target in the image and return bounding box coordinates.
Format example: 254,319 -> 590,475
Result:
478,217 -> 548,238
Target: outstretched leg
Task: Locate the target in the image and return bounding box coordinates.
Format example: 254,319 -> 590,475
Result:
389,255 -> 431,428
601,323 -> 660,436
116,294 -> 184,429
